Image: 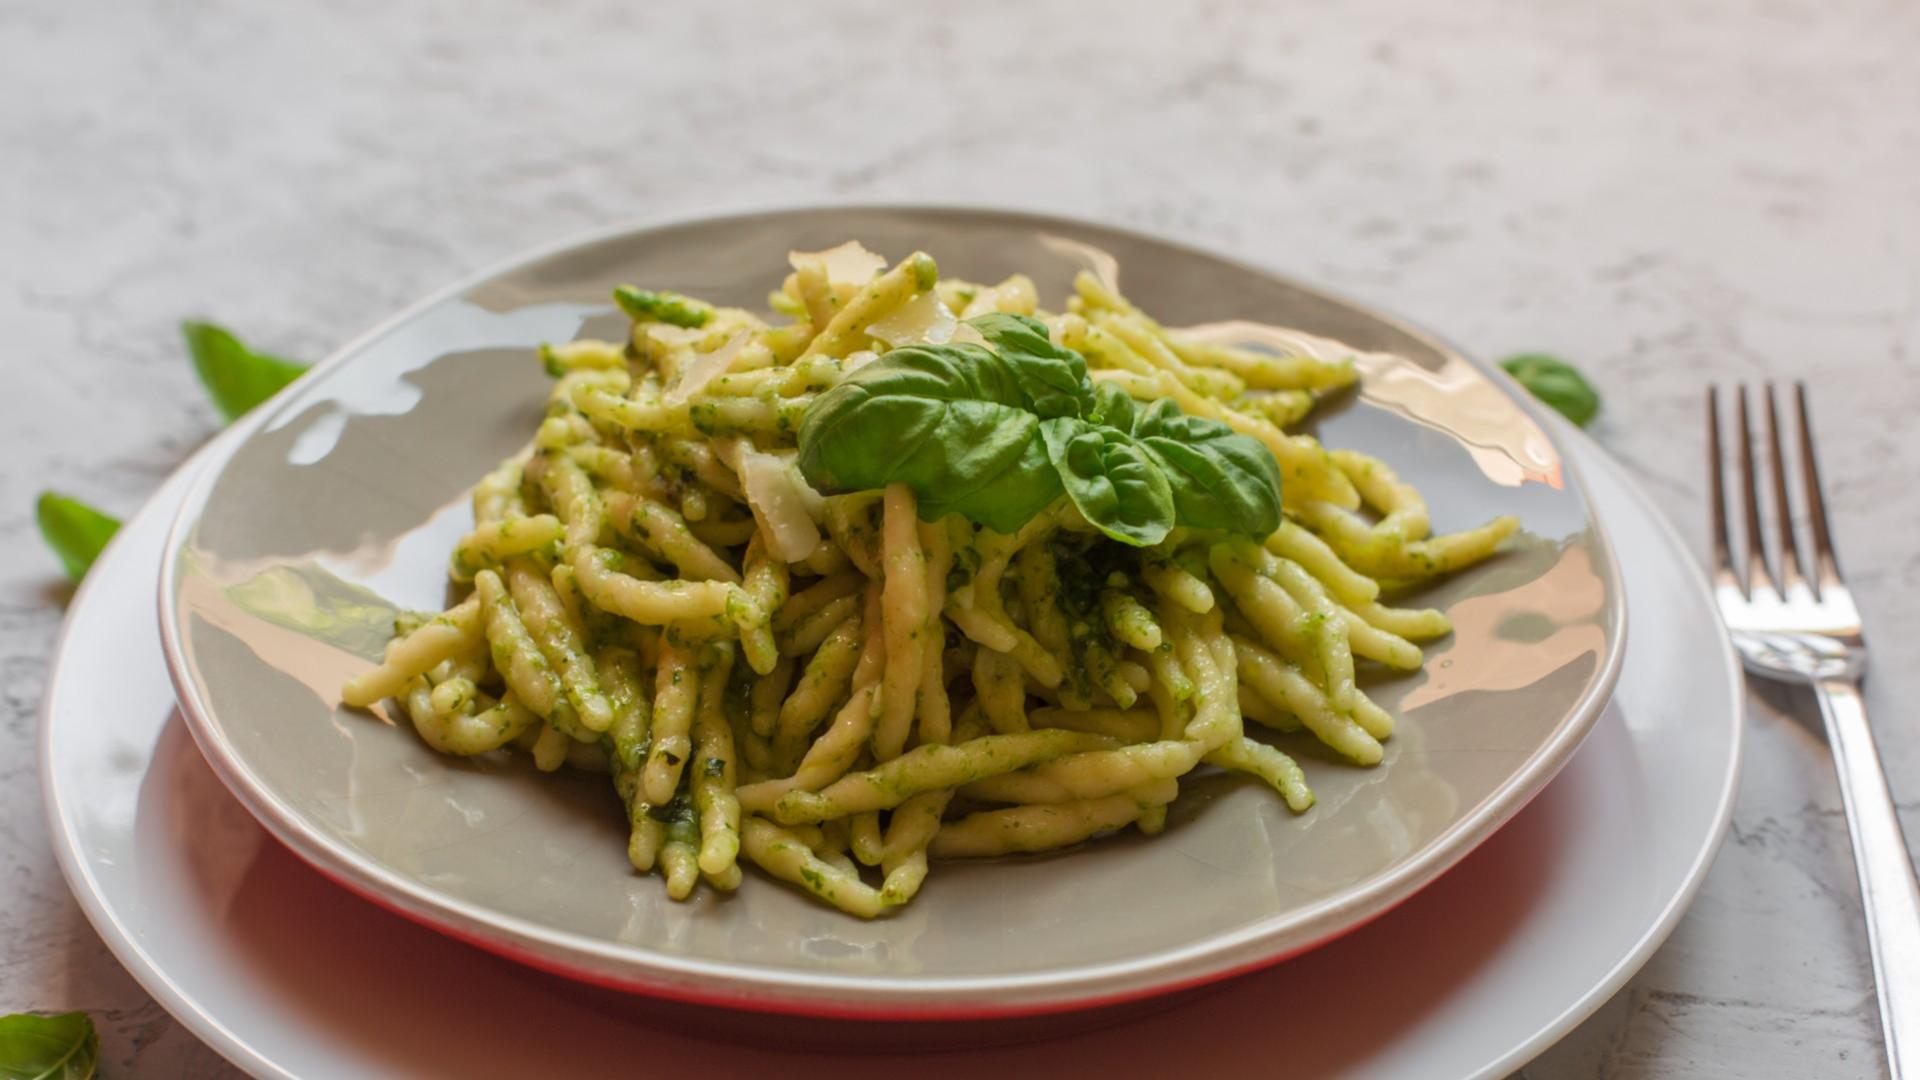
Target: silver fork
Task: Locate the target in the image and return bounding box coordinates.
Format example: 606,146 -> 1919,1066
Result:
1710,383 -> 1920,1075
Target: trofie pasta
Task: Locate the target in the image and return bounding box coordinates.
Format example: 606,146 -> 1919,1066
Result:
339,242 -> 1517,917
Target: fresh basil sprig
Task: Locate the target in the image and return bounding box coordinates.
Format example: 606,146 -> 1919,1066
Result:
795,335 -> 1069,534
797,313 -> 1281,545
0,1011 -> 98,1079
1500,352 -> 1599,427
183,320 -> 310,422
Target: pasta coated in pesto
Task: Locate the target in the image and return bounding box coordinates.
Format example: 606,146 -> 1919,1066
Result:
340,241 -> 1514,917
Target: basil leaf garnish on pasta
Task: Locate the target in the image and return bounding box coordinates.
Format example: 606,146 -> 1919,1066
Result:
1129,395 -> 1283,537
182,320 -> 310,422
795,338 -> 1065,534
964,312 -> 1095,419
1038,417 -> 1175,545
35,493 -> 121,582
797,313 -> 1281,542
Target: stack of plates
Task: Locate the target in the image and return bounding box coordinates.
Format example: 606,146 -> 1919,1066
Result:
40,209 -> 1740,1078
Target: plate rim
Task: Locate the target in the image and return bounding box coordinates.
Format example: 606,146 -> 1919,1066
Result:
39,418 -> 289,1078
40,396 -> 1736,1080
151,202 -> 1630,1017
1467,418 -> 1744,1079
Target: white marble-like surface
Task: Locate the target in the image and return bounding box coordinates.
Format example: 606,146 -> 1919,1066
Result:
4,1 -> 1917,1075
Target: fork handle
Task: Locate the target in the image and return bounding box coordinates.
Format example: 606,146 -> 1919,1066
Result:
1817,676 -> 1920,1078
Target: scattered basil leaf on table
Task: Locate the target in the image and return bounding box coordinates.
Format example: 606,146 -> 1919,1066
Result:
38,321 -> 309,582
35,493 -> 121,582
182,320 -> 310,422
797,313 -> 1281,543
0,1011 -> 99,1079
1500,352 -> 1600,427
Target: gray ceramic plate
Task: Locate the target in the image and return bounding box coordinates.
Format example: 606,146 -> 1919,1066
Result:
158,206 -> 1625,1017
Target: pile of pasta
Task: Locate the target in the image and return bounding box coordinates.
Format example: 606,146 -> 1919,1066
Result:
340,243 -> 1517,917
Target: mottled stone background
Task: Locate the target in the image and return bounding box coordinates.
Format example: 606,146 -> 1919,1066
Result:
4,0 -> 1917,1075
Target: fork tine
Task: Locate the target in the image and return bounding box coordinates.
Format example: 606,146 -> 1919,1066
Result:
1706,386 -> 1737,583
1736,385 -> 1779,599
1763,383 -> 1810,594
1794,382 -> 1844,589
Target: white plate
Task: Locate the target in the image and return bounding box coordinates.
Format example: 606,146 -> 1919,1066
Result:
152,209 -> 1625,1013
42,420 -> 1738,1078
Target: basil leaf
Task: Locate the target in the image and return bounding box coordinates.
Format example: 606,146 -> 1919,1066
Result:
0,1011 -> 99,1079
1086,380 -> 1141,431
1130,400 -> 1283,536
965,313 -> 1093,419
796,342 -> 1062,533
1039,418 -> 1174,545
797,318 -> 1286,542
182,321 -> 310,422
1500,352 -> 1599,427
35,493 -> 121,582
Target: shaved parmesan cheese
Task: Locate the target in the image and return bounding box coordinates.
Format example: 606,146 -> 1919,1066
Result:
642,322 -> 712,350
949,321 -> 989,348
788,240 -> 887,287
664,332 -> 749,405
716,438 -> 824,562
866,290 -> 958,348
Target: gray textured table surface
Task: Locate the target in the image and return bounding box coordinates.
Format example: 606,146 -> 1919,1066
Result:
5,1 -> 1918,1076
